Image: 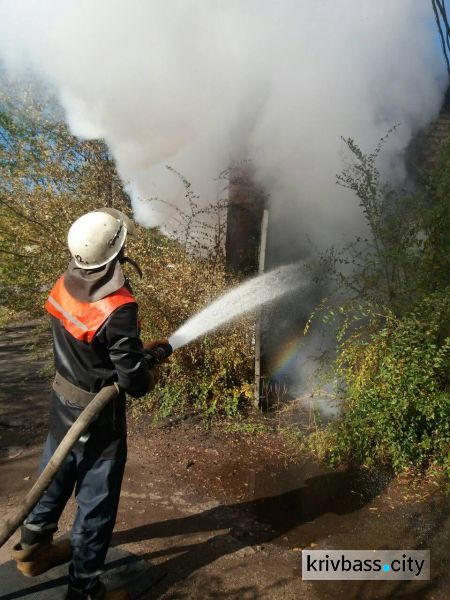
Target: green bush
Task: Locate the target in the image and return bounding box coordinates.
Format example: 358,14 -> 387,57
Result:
326,293 -> 450,471
307,134 -> 450,477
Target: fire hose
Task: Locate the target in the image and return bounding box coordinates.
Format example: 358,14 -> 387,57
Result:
0,342 -> 173,550
0,384 -> 120,549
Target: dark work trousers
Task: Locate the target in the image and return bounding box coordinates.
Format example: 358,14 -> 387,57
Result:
23,433 -> 126,592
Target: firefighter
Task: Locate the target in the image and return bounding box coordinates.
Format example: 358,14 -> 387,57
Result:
11,208 -> 172,600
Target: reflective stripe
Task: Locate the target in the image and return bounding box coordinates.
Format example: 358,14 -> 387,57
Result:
22,521 -> 58,532
47,295 -> 89,332
72,570 -> 104,579
45,275 -> 136,342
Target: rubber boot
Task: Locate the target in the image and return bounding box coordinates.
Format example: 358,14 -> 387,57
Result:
11,537 -> 72,577
65,581 -> 131,600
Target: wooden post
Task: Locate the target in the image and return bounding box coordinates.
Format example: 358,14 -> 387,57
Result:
254,209 -> 269,408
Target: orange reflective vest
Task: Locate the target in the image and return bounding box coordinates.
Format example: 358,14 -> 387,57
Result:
45,275 -> 136,343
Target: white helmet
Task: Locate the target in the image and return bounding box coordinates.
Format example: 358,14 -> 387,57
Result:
67,209 -> 136,269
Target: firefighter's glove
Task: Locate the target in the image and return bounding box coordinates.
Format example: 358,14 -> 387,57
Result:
144,339 -> 173,369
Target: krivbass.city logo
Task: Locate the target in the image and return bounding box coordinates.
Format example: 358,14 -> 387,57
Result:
302,550 -> 430,580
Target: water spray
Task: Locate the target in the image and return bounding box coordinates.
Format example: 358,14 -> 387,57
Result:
168,264 -> 302,351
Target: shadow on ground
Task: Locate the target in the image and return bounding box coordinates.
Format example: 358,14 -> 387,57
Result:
113,468 -> 449,599
0,547 -> 164,600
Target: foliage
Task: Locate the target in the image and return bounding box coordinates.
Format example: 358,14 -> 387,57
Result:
132,231 -> 255,422
0,79 -> 254,422
318,294 -> 450,471
307,133 -> 450,475
222,419 -> 272,436
312,128 -> 449,311
0,79 -> 129,311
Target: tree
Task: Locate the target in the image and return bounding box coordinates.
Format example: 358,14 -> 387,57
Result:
0,79 -> 131,312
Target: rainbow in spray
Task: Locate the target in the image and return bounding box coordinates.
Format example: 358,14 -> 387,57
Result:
267,332 -> 305,380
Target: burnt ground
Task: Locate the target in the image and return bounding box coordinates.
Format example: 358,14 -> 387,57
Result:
0,321 -> 449,599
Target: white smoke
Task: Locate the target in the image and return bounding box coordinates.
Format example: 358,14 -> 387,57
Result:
0,0 -> 446,244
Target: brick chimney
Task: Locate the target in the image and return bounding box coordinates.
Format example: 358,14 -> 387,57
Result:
225,162 -> 266,275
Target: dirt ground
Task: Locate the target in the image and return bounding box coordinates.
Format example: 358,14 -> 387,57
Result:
0,321 -> 449,599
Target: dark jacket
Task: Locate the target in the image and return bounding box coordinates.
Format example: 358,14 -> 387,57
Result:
51,302 -> 150,397
48,263 -> 151,458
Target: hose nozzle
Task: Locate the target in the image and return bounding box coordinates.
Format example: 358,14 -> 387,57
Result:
144,341 -> 173,368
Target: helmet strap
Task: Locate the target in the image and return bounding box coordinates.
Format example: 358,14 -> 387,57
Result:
119,254 -> 143,278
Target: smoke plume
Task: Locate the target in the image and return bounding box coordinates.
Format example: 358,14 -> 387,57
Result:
0,0 -> 446,245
